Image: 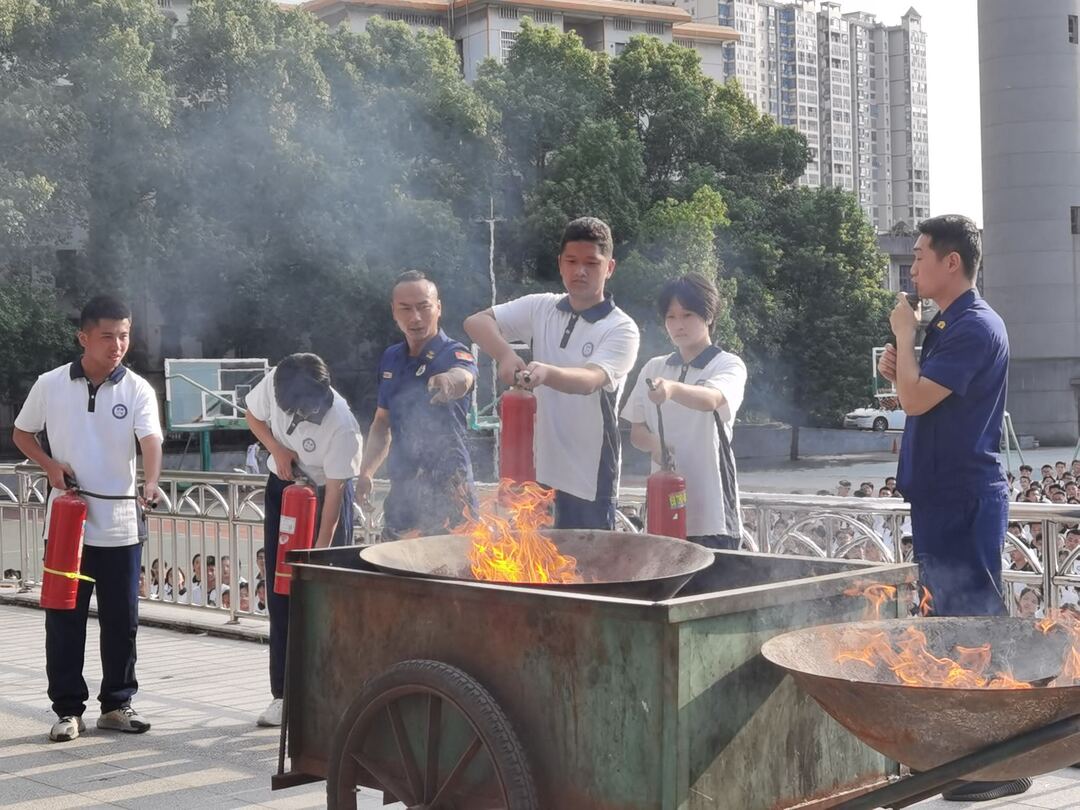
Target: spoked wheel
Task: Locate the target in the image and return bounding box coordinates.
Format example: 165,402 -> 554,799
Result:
327,659 -> 538,810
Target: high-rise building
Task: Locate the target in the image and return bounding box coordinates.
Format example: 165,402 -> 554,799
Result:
679,0 -> 928,231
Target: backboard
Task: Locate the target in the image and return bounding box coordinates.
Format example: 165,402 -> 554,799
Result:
164,358 -> 269,431
871,345 -> 922,400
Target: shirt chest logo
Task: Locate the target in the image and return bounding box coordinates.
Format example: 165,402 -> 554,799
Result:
582,342 -> 594,358
382,371 -> 393,379
112,404 -> 128,419
302,438 -> 316,452
415,364 -> 427,377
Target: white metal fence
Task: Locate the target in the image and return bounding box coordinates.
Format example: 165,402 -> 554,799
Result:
2,463 -> 1078,620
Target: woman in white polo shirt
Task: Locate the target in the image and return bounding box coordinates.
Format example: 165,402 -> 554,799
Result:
622,273 -> 747,549
244,353 -> 362,727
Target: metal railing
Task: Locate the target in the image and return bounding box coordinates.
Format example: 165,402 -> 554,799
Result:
2,464 -> 1077,620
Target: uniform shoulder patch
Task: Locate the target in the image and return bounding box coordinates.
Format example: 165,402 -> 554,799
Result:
382,371 -> 394,379
454,350 -> 474,362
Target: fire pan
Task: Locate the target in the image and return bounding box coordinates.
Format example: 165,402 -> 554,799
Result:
359,530 -> 715,601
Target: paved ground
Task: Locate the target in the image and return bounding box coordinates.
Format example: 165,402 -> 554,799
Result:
4,603 -> 1080,809
0,603 -> 383,809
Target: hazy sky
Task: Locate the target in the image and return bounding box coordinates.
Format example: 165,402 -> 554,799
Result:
282,0 -> 982,223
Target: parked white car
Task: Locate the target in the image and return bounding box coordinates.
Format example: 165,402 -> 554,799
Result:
843,407 -> 906,432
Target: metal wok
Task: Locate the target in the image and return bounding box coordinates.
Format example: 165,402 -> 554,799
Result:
762,616 -> 1080,781
359,529 -> 714,601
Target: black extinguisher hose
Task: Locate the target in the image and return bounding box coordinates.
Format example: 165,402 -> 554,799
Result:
645,378 -> 674,472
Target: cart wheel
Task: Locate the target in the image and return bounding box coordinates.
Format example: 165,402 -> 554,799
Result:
327,659 -> 538,810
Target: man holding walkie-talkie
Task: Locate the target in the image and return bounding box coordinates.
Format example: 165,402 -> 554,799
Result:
879,215 -> 1027,803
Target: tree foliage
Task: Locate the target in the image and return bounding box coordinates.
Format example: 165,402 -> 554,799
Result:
1,1 -> 890,424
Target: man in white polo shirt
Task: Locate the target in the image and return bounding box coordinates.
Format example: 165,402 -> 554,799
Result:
244,352 -> 362,727
13,295 -> 163,743
465,217 -> 640,529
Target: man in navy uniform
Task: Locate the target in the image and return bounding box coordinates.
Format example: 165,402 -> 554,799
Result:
359,271 -> 478,537
13,295 -> 162,742
880,215 -> 1029,802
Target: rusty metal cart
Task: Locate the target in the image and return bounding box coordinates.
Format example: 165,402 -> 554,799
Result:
273,532 -> 914,809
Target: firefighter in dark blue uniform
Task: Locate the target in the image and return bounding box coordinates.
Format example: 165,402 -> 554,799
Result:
359,271 -> 478,537
880,215 -> 1029,803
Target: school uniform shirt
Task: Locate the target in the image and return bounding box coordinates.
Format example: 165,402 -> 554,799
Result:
377,330 -> 478,486
15,361 -> 162,547
896,289 -> 1009,503
244,368 -> 363,486
493,293 -> 639,503
622,346 -> 747,538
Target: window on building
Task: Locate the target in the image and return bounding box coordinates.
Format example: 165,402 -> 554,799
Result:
499,6 -> 519,19
644,21 -> 666,35
1072,206 -> 1080,235
615,17 -> 633,31
530,9 -> 554,24
1070,15 -> 1079,44
500,30 -> 518,63
899,264 -> 915,294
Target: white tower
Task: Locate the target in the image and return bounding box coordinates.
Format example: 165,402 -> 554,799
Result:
980,0 -> 1080,442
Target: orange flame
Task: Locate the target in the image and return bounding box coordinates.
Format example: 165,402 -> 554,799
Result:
836,625 -> 1035,689
455,480 -> 582,585
844,582 -> 898,619
838,588 -> 1080,689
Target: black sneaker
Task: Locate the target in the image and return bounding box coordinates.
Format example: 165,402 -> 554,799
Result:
942,778 -> 1033,802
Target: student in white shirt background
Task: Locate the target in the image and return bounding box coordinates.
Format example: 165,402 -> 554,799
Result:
465,217 -> 640,529
622,273 -> 748,549
12,295 -> 163,742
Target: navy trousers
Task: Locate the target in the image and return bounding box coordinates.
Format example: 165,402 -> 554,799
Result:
910,487 -> 1009,617
264,473 -> 354,699
553,490 -> 616,530
689,534 -> 741,550
45,543 -> 142,718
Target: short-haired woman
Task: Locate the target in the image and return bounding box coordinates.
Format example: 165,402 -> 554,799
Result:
621,273 -> 747,549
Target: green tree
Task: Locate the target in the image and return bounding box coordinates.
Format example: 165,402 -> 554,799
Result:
758,187 -> 893,434
0,279 -> 74,405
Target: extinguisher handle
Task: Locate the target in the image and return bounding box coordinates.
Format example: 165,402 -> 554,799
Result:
645,378 -> 674,472
513,369 -> 532,388
63,473 -> 78,490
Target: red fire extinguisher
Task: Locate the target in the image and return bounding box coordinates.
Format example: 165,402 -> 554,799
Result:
273,473 -> 318,596
499,372 -> 536,484
645,379 -> 687,539
40,490 -> 91,610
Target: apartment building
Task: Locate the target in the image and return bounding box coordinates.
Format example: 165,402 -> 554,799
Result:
302,0 -> 737,83
677,0 -> 928,230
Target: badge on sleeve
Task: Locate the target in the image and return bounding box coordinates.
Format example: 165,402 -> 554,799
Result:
455,350 -> 474,362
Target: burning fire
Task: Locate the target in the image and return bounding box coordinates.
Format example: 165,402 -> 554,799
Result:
837,582 -> 1080,689
836,626 -> 1036,689
455,481 -> 582,585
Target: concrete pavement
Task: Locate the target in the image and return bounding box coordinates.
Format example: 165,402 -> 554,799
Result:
0,603 -> 383,809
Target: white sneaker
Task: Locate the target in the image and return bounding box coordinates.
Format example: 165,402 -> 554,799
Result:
257,698 -> 283,727
49,715 -> 85,742
97,704 -> 150,734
